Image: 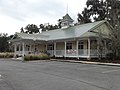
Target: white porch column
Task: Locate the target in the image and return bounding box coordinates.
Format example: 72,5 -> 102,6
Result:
88,38 -> 91,60
30,45 -> 32,54
76,40 -> 79,59
22,42 -> 25,58
65,41 -> 66,57
104,40 -> 107,55
54,42 -> 56,56
14,44 -> 17,58
34,42 -> 35,54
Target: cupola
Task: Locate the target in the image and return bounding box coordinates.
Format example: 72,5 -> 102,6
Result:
59,13 -> 74,29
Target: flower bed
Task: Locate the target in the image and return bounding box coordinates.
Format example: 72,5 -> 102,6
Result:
24,54 -> 50,61
0,53 -> 14,58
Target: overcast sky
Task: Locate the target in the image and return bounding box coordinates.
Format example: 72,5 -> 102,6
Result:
0,0 -> 87,35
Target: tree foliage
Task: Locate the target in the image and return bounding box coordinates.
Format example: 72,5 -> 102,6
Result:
0,33 -> 10,52
20,23 -> 60,34
78,0 -> 120,24
78,0 -> 120,59
39,23 -> 59,32
20,27 -> 24,33
77,8 -> 91,24
24,24 -> 39,34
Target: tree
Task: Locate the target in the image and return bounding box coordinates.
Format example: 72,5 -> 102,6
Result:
77,8 -> 91,24
86,0 -> 107,21
20,27 -> 24,33
78,0 -> 120,59
39,24 -> 46,32
39,23 -> 59,32
78,0 -> 119,23
58,19 -> 62,28
0,33 -> 10,52
24,24 -> 39,34
83,0 -> 120,24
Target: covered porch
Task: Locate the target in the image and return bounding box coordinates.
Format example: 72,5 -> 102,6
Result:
46,38 -> 108,59
13,37 -> 108,59
13,39 -> 47,57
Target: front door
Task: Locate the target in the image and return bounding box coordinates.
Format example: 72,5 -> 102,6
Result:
78,41 -> 84,55
47,44 -> 54,56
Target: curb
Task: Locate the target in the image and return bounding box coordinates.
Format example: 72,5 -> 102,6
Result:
51,59 -> 120,67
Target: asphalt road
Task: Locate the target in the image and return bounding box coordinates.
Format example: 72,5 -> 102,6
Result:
0,59 -> 120,90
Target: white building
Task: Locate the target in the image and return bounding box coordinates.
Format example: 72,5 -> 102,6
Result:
10,14 -> 112,59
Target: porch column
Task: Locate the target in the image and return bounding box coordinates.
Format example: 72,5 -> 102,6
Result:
30,45 -> 32,54
76,40 -> 79,59
88,38 -> 91,60
97,39 -> 101,60
34,42 -> 35,54
54,42 -> 56,56
64,41 -> 66,57
14,44 -> 17,58
22,42 -> 25,58
104,40 -> 107,55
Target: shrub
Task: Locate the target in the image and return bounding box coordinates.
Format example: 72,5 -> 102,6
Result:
24,54 -> 50,61
0,53 -> 14,58
106,53 -> 114,60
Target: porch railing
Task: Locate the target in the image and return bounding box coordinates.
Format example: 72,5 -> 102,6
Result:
56,50 -> 65,56
47,49 -> 108,57
16,49 -> 109,57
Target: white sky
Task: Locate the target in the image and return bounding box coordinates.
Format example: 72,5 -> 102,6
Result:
0,0 -> 87,35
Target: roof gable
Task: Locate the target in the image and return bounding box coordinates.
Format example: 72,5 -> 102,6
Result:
62,13 -> 74,21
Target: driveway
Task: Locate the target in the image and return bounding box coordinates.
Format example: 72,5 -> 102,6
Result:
0,59 -> 120,90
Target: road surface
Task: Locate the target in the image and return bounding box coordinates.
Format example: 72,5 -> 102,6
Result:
0,59 -> 120,90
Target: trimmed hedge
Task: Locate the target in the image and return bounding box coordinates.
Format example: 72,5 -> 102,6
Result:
24,54 -> 50,61
0,53 -> 14,58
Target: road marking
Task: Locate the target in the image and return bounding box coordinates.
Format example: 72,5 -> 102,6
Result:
102,70 -> 119,74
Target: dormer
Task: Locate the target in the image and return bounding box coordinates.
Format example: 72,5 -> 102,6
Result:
59,13 -> 74,29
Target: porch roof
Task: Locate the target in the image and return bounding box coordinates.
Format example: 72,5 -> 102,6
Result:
11,20 -> 110,42
12,33 -> 49,41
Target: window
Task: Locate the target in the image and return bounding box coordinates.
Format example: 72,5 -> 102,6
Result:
66,42 -> 72,50
20,45 -> 22,51
47,44 -> 54,50
26,45 -> 30,51
78,41 -> 84,49
16,46 -> 19,51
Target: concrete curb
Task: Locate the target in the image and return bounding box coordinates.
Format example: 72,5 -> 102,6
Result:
51,59 -> 120,67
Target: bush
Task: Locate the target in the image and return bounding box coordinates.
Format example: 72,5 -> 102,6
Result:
0,53 -> 14,58
24,54 -> 50,61
106,53 -> 114,60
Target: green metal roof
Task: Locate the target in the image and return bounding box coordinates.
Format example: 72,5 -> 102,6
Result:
41,20 -> 109,40
61,13 -> 74,22
15,33 -> 49,41
11,20 -> 110,42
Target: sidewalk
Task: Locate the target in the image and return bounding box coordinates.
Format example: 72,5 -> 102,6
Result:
11,58 -> 120,67
51,59 -> 120,67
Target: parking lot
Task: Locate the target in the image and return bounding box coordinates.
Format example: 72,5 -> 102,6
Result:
0,59 -> 120,90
